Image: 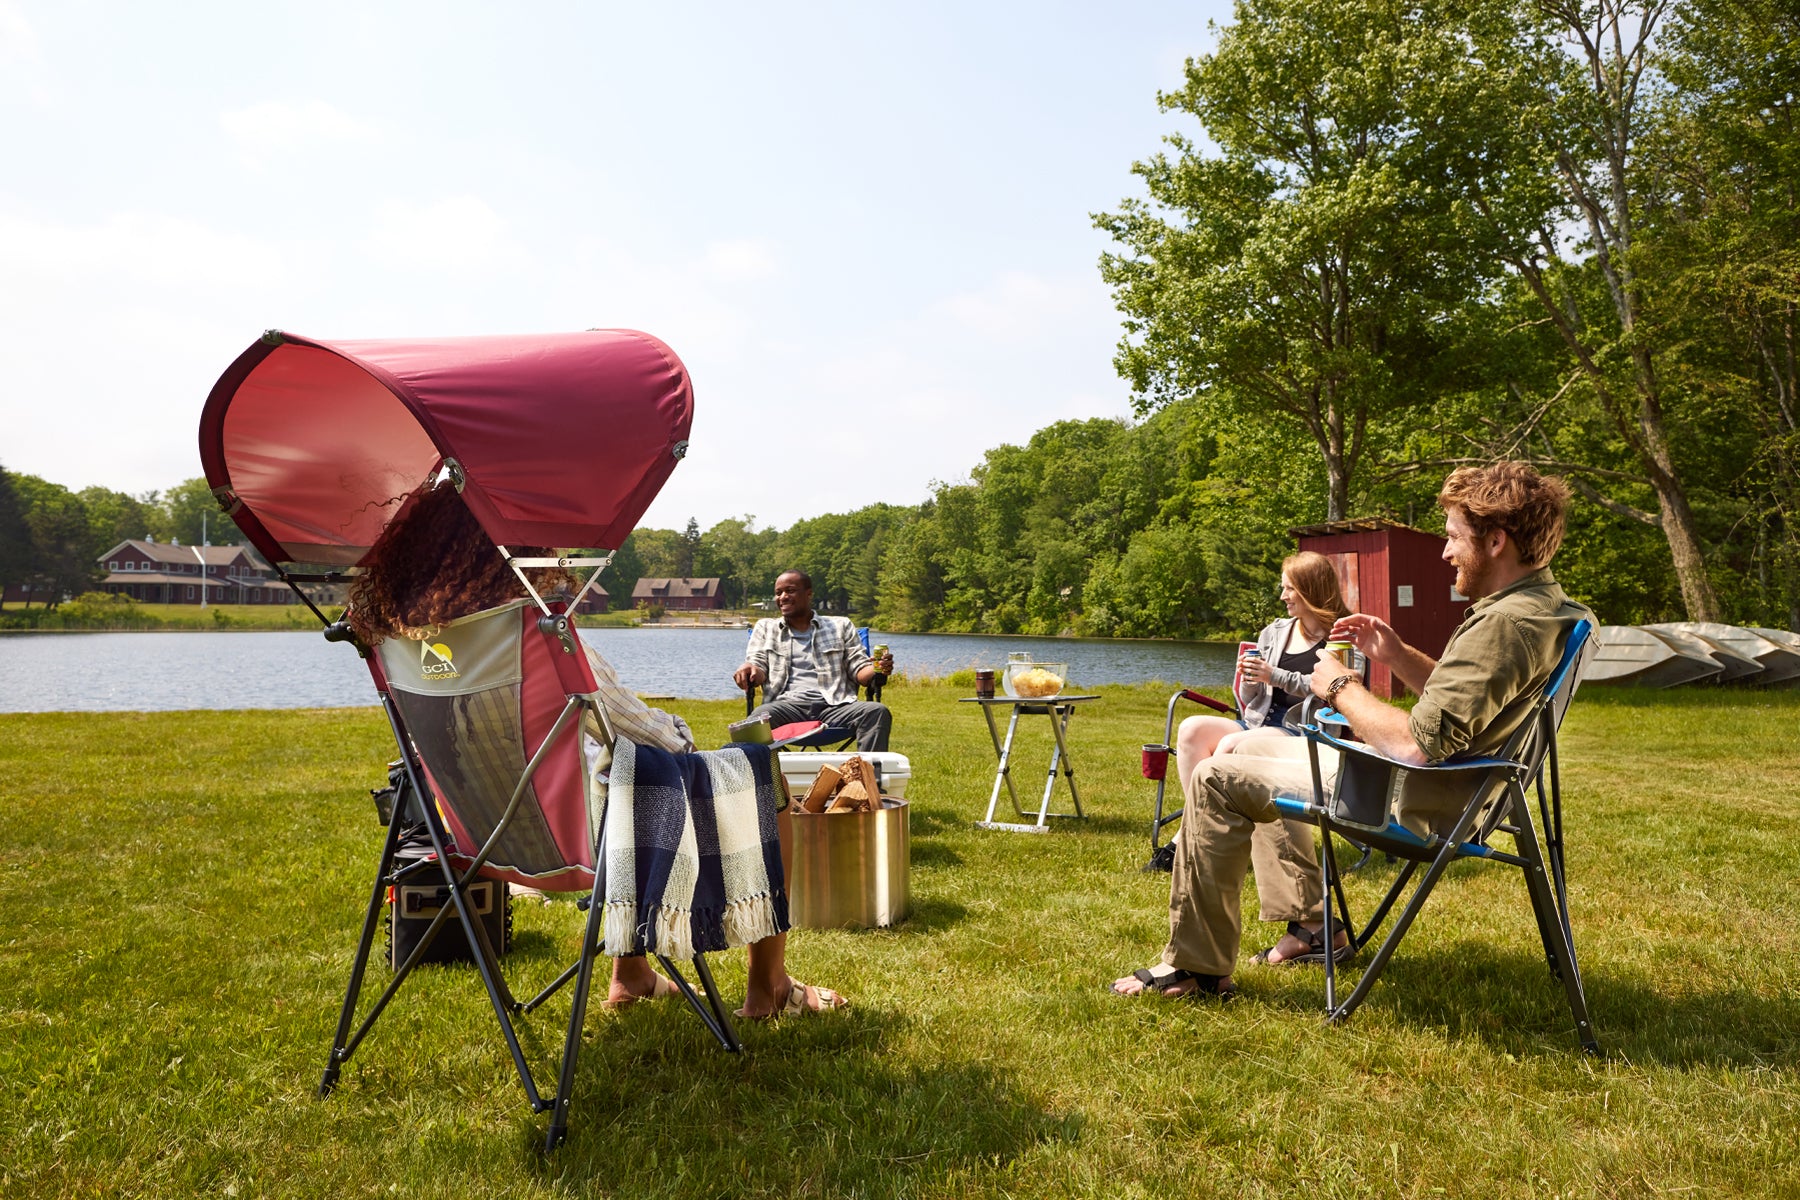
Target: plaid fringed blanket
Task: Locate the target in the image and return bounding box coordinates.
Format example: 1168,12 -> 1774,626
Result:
599,741 -> 790,960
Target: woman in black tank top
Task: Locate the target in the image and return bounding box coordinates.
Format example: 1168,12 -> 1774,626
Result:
1170,552 -> 1352,802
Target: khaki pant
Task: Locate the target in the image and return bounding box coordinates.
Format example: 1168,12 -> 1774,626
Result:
1163,737 -> 1338,978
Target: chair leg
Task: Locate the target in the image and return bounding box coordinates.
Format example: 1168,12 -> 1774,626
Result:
1320,818 -> 1342,1012
1328,834 -> 1465,1026
658,955 -> 743,1053
1507,789 -> 1600,1054
546,869 -> 609,1152
1349,859 -> 1421,954
689,953 -> 742,1053
319,814 -> 405,1096
1326,790 -> 1493,1027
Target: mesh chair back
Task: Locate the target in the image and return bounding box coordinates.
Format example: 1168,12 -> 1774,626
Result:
375,599 -> 601,891
1483,617 -> 1593,795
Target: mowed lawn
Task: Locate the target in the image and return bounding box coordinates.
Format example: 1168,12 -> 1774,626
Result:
3,684 -> 1796,1199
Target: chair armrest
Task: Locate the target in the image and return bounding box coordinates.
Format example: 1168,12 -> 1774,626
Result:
1303,721 -> 1525,775
1180,688 -> 1237,716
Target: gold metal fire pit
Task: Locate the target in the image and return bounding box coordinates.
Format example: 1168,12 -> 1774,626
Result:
779,799 -> 911,929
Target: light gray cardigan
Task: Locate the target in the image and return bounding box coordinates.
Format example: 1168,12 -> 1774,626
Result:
1240,616 -> 1321,729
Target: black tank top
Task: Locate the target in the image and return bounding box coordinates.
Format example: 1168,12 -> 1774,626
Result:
1265,636 -> 1325,727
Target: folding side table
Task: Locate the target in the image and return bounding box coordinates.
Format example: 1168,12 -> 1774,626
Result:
960,694 -> 1097,832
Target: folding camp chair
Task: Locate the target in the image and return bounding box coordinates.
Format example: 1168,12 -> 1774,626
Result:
1276,619 -> 1597,1052
1146,652 -> 1372,871
197,327 -> 732,1149
323,599 -> 744,1148
741,626 -> 886,751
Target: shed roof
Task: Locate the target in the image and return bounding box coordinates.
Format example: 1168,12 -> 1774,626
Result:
1288,517 -> 1442,539
100,539 -> 262,567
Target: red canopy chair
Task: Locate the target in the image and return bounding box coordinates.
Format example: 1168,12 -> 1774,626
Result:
198,329 -> 736,1150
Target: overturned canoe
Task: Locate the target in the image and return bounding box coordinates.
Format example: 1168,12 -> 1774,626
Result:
1645,623 -> 1765,683
1749,627 -> 1800,685
1586,625 -> 1723,687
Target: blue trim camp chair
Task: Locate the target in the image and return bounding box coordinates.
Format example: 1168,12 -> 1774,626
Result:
741,626 -> 886,751
1277,619 -> 1597,1052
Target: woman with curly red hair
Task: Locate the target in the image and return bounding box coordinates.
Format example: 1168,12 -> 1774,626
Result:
350,481 -> 845,1018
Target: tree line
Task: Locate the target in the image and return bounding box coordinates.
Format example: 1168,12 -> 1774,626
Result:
1097,0 -> 1797,629
637,0 -> 1797,638
0,470 -> 225,608
6,0 -> 1791,636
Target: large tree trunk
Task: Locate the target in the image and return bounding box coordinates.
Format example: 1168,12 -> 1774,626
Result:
1646,459 -> 1719,621
1523,0 -> 1723,620
1636,371 -> 1722,621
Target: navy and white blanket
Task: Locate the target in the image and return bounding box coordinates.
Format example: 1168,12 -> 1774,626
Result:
599,740 -> 789,959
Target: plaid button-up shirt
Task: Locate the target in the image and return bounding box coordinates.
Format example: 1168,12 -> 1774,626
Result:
745,613 -> 871,706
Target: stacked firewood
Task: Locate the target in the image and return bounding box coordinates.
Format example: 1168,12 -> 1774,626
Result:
797,755 -> 885,814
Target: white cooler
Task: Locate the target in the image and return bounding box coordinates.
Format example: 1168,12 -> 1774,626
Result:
777,751 -> 911,801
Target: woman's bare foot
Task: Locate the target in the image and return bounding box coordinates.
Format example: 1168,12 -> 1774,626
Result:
604,957 -> 678,1008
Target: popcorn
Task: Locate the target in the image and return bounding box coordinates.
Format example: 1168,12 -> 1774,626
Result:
1011,667 -> 1065,698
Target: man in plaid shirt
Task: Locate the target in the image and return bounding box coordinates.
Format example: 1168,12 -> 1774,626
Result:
733,570 -> 895,752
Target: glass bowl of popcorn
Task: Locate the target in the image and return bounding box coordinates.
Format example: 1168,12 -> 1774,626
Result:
1003,661 -> 1068,699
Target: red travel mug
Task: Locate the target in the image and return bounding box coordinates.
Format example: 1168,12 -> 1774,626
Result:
1141,743 -> 1170,780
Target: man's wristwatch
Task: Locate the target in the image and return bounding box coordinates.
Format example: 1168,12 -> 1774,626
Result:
1325,672 -> 1357,704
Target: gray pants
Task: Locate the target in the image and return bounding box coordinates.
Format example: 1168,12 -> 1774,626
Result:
751,697 -> 892,753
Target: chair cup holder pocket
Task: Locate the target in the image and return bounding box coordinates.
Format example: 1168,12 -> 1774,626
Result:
1330,756 -> 1403,829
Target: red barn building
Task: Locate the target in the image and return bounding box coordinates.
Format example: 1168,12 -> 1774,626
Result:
631,577 -> 723,611
1291,518 -> 1470,698
99,538 -> 286,605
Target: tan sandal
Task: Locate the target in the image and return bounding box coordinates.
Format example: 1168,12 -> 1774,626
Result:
601,973 -> 680,1010
735,978 -> 848,1020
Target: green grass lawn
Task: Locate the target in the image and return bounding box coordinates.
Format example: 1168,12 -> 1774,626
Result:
3,684 -> 1796,1198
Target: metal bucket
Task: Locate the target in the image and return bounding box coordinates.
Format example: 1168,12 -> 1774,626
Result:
779,799 -> 910,929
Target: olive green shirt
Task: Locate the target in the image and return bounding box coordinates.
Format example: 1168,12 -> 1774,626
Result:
1397,568 -> 1592,833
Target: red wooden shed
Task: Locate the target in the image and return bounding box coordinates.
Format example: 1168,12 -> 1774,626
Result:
1291,518 -> 1471,698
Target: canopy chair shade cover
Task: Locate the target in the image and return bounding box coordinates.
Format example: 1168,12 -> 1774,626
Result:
198,329 -> 694,567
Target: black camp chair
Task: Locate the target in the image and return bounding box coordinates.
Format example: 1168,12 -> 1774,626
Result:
1277,619 -> 1597,1052
740,626 -> 886,751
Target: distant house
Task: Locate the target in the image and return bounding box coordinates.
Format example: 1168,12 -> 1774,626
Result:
572,585 -> 609,614
99,538 -> 287,605
631,577 -> 723,611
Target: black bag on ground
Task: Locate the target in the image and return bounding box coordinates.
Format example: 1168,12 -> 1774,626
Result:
372,760 -> 513,969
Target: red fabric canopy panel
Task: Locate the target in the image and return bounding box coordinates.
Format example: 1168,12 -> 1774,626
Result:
198,330 -> 693,568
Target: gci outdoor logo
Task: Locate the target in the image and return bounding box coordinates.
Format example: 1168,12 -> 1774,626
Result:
420,640 -> 459,680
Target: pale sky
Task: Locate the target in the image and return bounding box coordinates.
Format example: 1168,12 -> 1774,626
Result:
0,1 -> 1231,533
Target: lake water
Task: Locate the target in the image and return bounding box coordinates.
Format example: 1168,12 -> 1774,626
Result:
0,628 -> 1237,713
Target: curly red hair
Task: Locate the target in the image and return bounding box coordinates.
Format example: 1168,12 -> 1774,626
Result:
1438,461 -> 1571,569
348,483 -> 575,645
